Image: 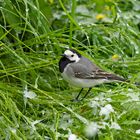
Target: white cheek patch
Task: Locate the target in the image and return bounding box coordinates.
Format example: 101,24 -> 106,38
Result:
73,54 -> 80,62
64,49 -> 80,62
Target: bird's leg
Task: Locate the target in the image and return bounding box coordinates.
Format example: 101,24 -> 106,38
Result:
74,88 -> 84,101
81,87 -> 92,100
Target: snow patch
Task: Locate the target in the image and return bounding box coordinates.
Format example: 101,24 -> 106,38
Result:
99,104 -> 114,119
136,129 -> 140,134
111,122 -> 121,130
68,134 -> 77,140
85,122 -> 98,137
24,90 -> 37,99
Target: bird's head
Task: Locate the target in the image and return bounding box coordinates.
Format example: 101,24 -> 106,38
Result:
62,49 -> 81,63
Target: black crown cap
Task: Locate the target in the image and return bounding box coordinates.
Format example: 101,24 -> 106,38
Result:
69,48 -> 81,58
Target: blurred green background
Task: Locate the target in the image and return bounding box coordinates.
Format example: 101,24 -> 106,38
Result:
0,0 -> 140,139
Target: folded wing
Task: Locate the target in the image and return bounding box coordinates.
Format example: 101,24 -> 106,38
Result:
70,63 -> 125,82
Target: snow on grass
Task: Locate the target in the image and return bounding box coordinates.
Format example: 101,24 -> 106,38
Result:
110,122 -> 121,130
23,85 -> 37,99
68,134 -> 77,140
85,122 -> 98,138
136,129 -> 140,134
99,104 -> 114,120
127,89 -> 139,101
60,113 -> 73,129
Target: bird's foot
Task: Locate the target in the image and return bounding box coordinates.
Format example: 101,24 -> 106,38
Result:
71,98 -> 80,102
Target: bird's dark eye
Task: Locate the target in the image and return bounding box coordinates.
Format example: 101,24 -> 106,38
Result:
71,54 -> 74,57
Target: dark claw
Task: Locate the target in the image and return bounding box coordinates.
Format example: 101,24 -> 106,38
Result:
71,98 -> 81,102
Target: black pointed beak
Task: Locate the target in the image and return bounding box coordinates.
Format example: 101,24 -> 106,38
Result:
61,54 -> 66,57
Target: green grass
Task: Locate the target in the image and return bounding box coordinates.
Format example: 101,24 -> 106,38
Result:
0,0 -> 140,139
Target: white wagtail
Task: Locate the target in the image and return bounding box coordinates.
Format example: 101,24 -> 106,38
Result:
59,49 -> 125,101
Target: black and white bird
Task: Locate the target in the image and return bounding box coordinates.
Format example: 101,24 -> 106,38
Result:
59,49 -> 125,101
